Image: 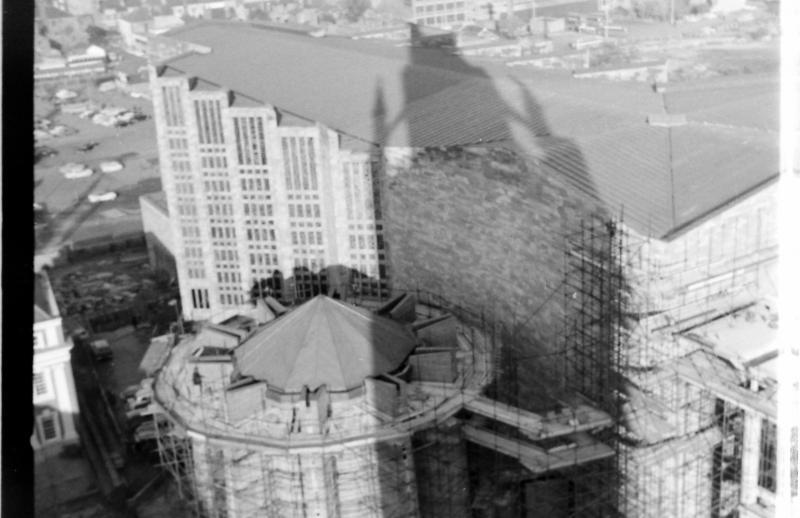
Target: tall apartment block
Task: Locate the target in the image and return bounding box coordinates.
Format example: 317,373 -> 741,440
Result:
150,69 -> 386,321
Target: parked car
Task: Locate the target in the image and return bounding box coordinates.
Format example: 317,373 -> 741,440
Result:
99,160 -> 124,173
89,339 -> 113,360
77,141 -> 99,152
60,162 -> 93,179
88,191 -> 118,203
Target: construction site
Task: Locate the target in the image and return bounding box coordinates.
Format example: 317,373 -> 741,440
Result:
144,212 -> 780,518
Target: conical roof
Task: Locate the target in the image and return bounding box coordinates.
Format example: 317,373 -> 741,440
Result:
234,296 -> 417,392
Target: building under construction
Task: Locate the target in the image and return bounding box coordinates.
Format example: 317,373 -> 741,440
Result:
149,208 -> 783,518
141,19 -> 793,518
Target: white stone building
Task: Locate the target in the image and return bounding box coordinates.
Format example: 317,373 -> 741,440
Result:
33,271 -> 80,457
150,59 -> 386,322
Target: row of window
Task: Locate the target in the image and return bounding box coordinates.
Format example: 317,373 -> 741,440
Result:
201,155 -> 228,169
175,182 -> 195,195
176,203 -> 198,217
241,177 -> 270,192
247,228 -> 276,242
220,293 -> 245,306
343,162 -> 375,221
214,249 -> 239,262
172,160 -> 191,173
191,288 -> 210,309
290,221 -> 323,229
180,225 -> 201,239
758,418 -> 777,492
185,246 -> 203,259
243,203 -> 273,217
36,410 -> 60,443
210,226 -> 236,239
250,253 -> 278,267
282,137 -> 318,191
234,116 -> 267,166
289,203 -> 321,219
414,0 -> 464,6
291,231 -> 324,247
187,267 -> 206,279
167,138 -> 189,150
419,13 -> 466,23
415,1 -> 465,14
208,203 -> 234,217
162,85 -> 185,127
349,223 -> 380,231
195,99 -> 225,145
349,233 -> 380,251
287,193 -> 318,201
216,271 -> 242,284
33,371 -> 51,399
204,180 -> 231,193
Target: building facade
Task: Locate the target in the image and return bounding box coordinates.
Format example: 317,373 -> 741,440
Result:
33,271 -> 80,457
150,68 -> 386,321
140,191 -> 178,279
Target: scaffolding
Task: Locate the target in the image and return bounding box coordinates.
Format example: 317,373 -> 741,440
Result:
150,215 -> 777,518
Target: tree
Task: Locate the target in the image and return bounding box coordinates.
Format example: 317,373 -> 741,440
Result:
343,0 -> 370,22
86,25 -> 109,46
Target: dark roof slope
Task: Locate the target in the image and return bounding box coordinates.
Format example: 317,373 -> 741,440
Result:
234,296 -> 417,392
160,22 -> 778,239
140,190 -> 169,214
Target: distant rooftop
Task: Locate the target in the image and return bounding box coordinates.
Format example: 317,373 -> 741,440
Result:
158,21 -> 779,239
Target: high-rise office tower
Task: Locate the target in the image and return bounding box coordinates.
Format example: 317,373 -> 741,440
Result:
151,68 -> 386,321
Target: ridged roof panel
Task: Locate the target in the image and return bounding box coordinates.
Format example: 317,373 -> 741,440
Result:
234,296 -> 417,392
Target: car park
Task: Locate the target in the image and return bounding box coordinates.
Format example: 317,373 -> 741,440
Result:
88,191 -> 118,203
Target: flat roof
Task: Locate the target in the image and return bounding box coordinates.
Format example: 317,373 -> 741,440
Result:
140,191 -> 169,215
158,21 -> 778,239
684,301 -> 778,380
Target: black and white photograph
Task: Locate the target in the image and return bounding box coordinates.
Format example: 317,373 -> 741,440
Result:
18,0 -> 800,516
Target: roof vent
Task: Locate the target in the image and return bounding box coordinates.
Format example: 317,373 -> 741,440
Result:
647,113 -> 687,127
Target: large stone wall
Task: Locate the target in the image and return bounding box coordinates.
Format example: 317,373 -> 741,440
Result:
379,145 -> 607,359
